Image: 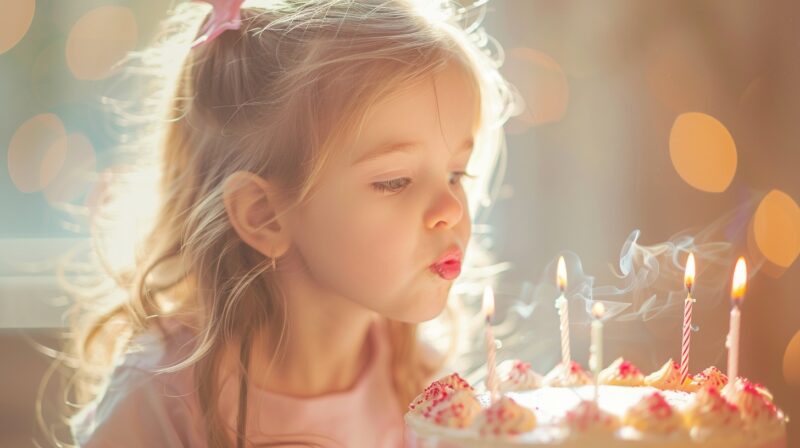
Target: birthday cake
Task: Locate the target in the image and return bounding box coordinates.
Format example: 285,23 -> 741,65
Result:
404,359 -> 787,448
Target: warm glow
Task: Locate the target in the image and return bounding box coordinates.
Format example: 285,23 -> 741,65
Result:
669,112 -> 737,193
43,133 -> 97,204
0,0 -> 35,54
731,257 -> 747,304
66,6 -> 138,80
753,190 -> 800,268
644,29 -> 721,114
591,302 -> 605,319
557,256 -> 567,292
504,47 -> 569,129
482,286 -> 495,317
684,252 -> 695,292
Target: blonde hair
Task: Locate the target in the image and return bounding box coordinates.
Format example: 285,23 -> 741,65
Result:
49,1 -> 516,447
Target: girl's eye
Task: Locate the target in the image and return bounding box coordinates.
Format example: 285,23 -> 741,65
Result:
450,171 -> 477,185
372,177 -> 412,193
371,172 -> 476,194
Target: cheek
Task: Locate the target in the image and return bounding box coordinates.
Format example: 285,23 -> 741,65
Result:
336,213 -> 413,278
294,191 -> 421,294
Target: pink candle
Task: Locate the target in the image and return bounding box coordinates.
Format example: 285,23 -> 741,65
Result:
680,253 -> 696,383
483,286 -> 499,402
726,257 -> 747,384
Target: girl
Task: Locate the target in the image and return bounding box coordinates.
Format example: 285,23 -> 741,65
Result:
60,0 -> 515,446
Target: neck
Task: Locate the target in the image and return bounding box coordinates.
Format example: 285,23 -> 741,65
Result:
247,257 -> 378,398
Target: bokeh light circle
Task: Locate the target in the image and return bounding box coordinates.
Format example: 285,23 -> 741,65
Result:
669,112 -> 737,193
66,6 -> 138,80
783,330 -> 800,387
0,0 -> 35,54
7,113 -> 68,193
753,190 -> 800,268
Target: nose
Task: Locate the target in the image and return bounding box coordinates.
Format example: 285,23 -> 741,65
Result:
424,186 -> 465,230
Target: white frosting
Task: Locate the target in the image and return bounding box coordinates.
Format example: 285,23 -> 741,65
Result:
498,359 -> 542,392
406,384 -> 787,448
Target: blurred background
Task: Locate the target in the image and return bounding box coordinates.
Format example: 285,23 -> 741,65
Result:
1,0 -> 799,446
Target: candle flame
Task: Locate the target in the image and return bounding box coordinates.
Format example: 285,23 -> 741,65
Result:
557,256 -> 567,292
684,252 -> 695,293
731,257 -> 747,304
591,301 -> 605,319
483,286 -> 495,317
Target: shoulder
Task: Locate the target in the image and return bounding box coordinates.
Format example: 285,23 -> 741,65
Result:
71,319 -> 206,448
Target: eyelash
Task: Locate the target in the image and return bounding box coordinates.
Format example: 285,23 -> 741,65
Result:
371,171 -> 476,194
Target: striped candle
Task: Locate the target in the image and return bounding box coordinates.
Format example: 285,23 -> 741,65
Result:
680,295 -> 694,382
680,253 -> 696,383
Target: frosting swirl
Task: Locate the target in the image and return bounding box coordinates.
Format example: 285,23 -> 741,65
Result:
645,359 -> 693,391
623,391 -> 684,435
475,396 -> 537,437
408,374 -> 479,428
726,379 -> 781,430
563,400 -> 620,434
544,361 -> 592,387
425,389 -> 481,428
683,385 -> 742,433
598,357 -> 644,386
409,373 -> 473,415
690,366 -> 727,391
437,372 -> 473,391
409,380 -> 455,415
498,359 -> 542,392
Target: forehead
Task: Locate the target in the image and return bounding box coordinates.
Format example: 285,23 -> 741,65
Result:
343,62 -> 481,163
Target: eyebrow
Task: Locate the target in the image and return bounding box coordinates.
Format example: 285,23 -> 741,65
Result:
352,138 -> 474,165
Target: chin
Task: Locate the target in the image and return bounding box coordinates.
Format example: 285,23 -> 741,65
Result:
390,289 -> 450,324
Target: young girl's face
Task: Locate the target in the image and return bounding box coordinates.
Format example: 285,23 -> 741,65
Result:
285,62 -> 478,323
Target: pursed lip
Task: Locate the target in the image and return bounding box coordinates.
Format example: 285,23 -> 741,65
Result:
430,246 -> 463,280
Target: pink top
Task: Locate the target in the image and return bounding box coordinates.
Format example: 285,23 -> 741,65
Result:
71,318 -> 406,447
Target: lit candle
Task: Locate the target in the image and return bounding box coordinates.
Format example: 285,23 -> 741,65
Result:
483,286 -> 499,402
590,302 -> 605,403
680,252 -> 696,383
555,256 -> 571,367
726,257 -> 747,385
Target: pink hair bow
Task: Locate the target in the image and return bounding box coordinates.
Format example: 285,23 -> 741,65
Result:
191,0 -> 245,48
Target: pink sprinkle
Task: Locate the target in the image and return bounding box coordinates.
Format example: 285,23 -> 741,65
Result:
618,360 -> 642,378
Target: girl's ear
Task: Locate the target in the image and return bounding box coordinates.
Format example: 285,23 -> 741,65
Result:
222,171 -> 292,259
